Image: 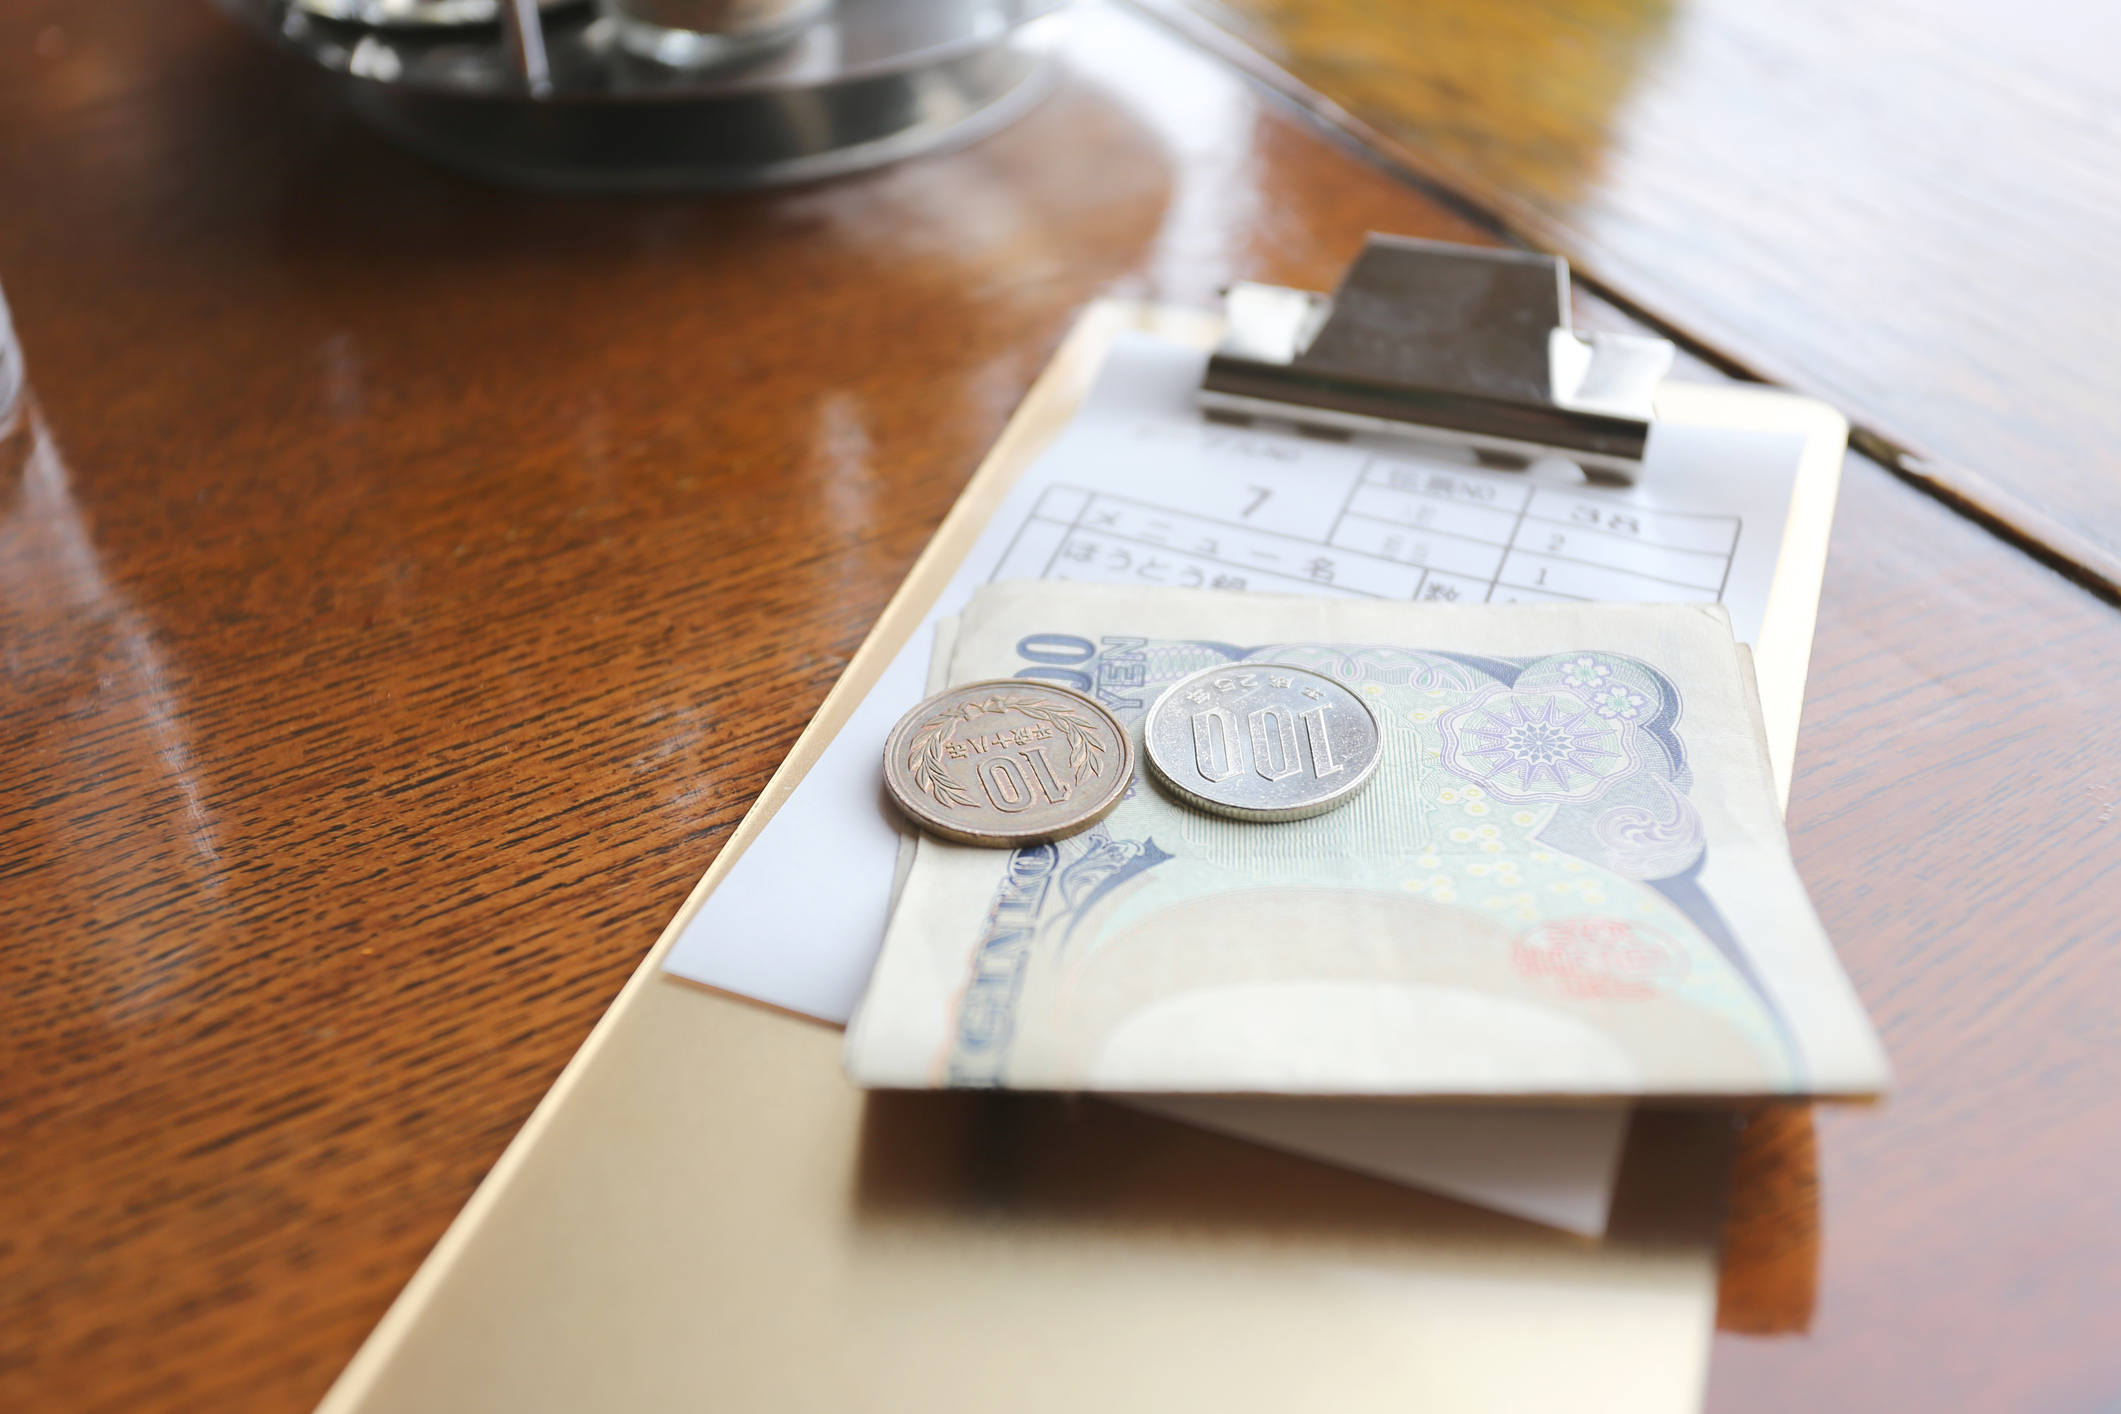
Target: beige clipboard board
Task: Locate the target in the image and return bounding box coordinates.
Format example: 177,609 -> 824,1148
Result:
313,302 -> 1846,1414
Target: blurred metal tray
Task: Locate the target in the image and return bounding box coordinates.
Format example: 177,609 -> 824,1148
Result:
212,0 -> 1065,190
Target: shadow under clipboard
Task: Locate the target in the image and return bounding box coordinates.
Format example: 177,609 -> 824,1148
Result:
856,1086 -> 1819,1327
857,1086 -> 1724,1244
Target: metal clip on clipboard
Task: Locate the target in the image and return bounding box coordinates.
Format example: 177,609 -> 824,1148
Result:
1200,235 -> 1676,484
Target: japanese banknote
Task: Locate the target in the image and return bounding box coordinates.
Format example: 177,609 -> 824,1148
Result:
844,581 -> 1889,1098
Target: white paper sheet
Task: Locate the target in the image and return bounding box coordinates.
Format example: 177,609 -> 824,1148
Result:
663,332 -> 1805,1233
667,333 -> 1802,1019
1126,1097 -> 1632,1236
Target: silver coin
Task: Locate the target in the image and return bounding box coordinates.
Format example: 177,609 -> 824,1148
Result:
883,679 -> 1135,848
1143,663 -> 1382,822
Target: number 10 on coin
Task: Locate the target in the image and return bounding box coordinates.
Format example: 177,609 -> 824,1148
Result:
883,680 -> 1135,848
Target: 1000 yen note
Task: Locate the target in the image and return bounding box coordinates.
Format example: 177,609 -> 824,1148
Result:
844,582 -> 1889,1099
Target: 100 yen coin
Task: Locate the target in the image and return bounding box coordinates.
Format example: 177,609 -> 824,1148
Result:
883,680 -> 1135,847
1143,663 -> 1382,822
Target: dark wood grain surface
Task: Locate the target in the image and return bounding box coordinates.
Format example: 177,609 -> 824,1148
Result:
1153,0 -> 2121,595
3,1 -> 2119,1411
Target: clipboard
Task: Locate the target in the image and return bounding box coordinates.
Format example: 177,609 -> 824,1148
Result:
313,300 -> 1847,1414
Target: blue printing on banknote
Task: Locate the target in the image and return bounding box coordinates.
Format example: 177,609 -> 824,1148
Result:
944,633 -> 1802,1088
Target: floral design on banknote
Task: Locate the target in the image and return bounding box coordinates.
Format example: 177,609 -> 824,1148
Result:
939,632 -> 1799,1091
1435,685 -> 1642,803
1592,775 -> 1708,880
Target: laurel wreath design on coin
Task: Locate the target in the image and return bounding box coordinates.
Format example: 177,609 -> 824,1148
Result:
905,693 -> 1111,810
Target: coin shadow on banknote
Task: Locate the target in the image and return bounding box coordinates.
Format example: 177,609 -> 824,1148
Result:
851,1089 -> 1754,1260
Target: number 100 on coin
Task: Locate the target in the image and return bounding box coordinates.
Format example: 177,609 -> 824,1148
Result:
1144,664 -> 1383,823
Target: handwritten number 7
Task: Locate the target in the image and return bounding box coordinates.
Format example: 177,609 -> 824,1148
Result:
1241,486 -> 1272,518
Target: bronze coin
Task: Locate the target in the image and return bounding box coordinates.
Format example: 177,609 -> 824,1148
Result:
883,679 -> 1135,847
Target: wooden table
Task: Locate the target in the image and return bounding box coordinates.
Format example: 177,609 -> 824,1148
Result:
3,2 -> 2118,1410
1154,0 -> 2121,594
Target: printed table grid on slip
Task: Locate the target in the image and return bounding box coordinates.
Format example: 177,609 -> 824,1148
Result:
988,456 -> 1746,608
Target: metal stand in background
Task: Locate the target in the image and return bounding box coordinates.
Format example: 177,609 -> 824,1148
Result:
212,0 -> 1065,191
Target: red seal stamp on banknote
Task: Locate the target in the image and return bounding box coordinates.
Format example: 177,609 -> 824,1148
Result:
1511,917 -> 1688,999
